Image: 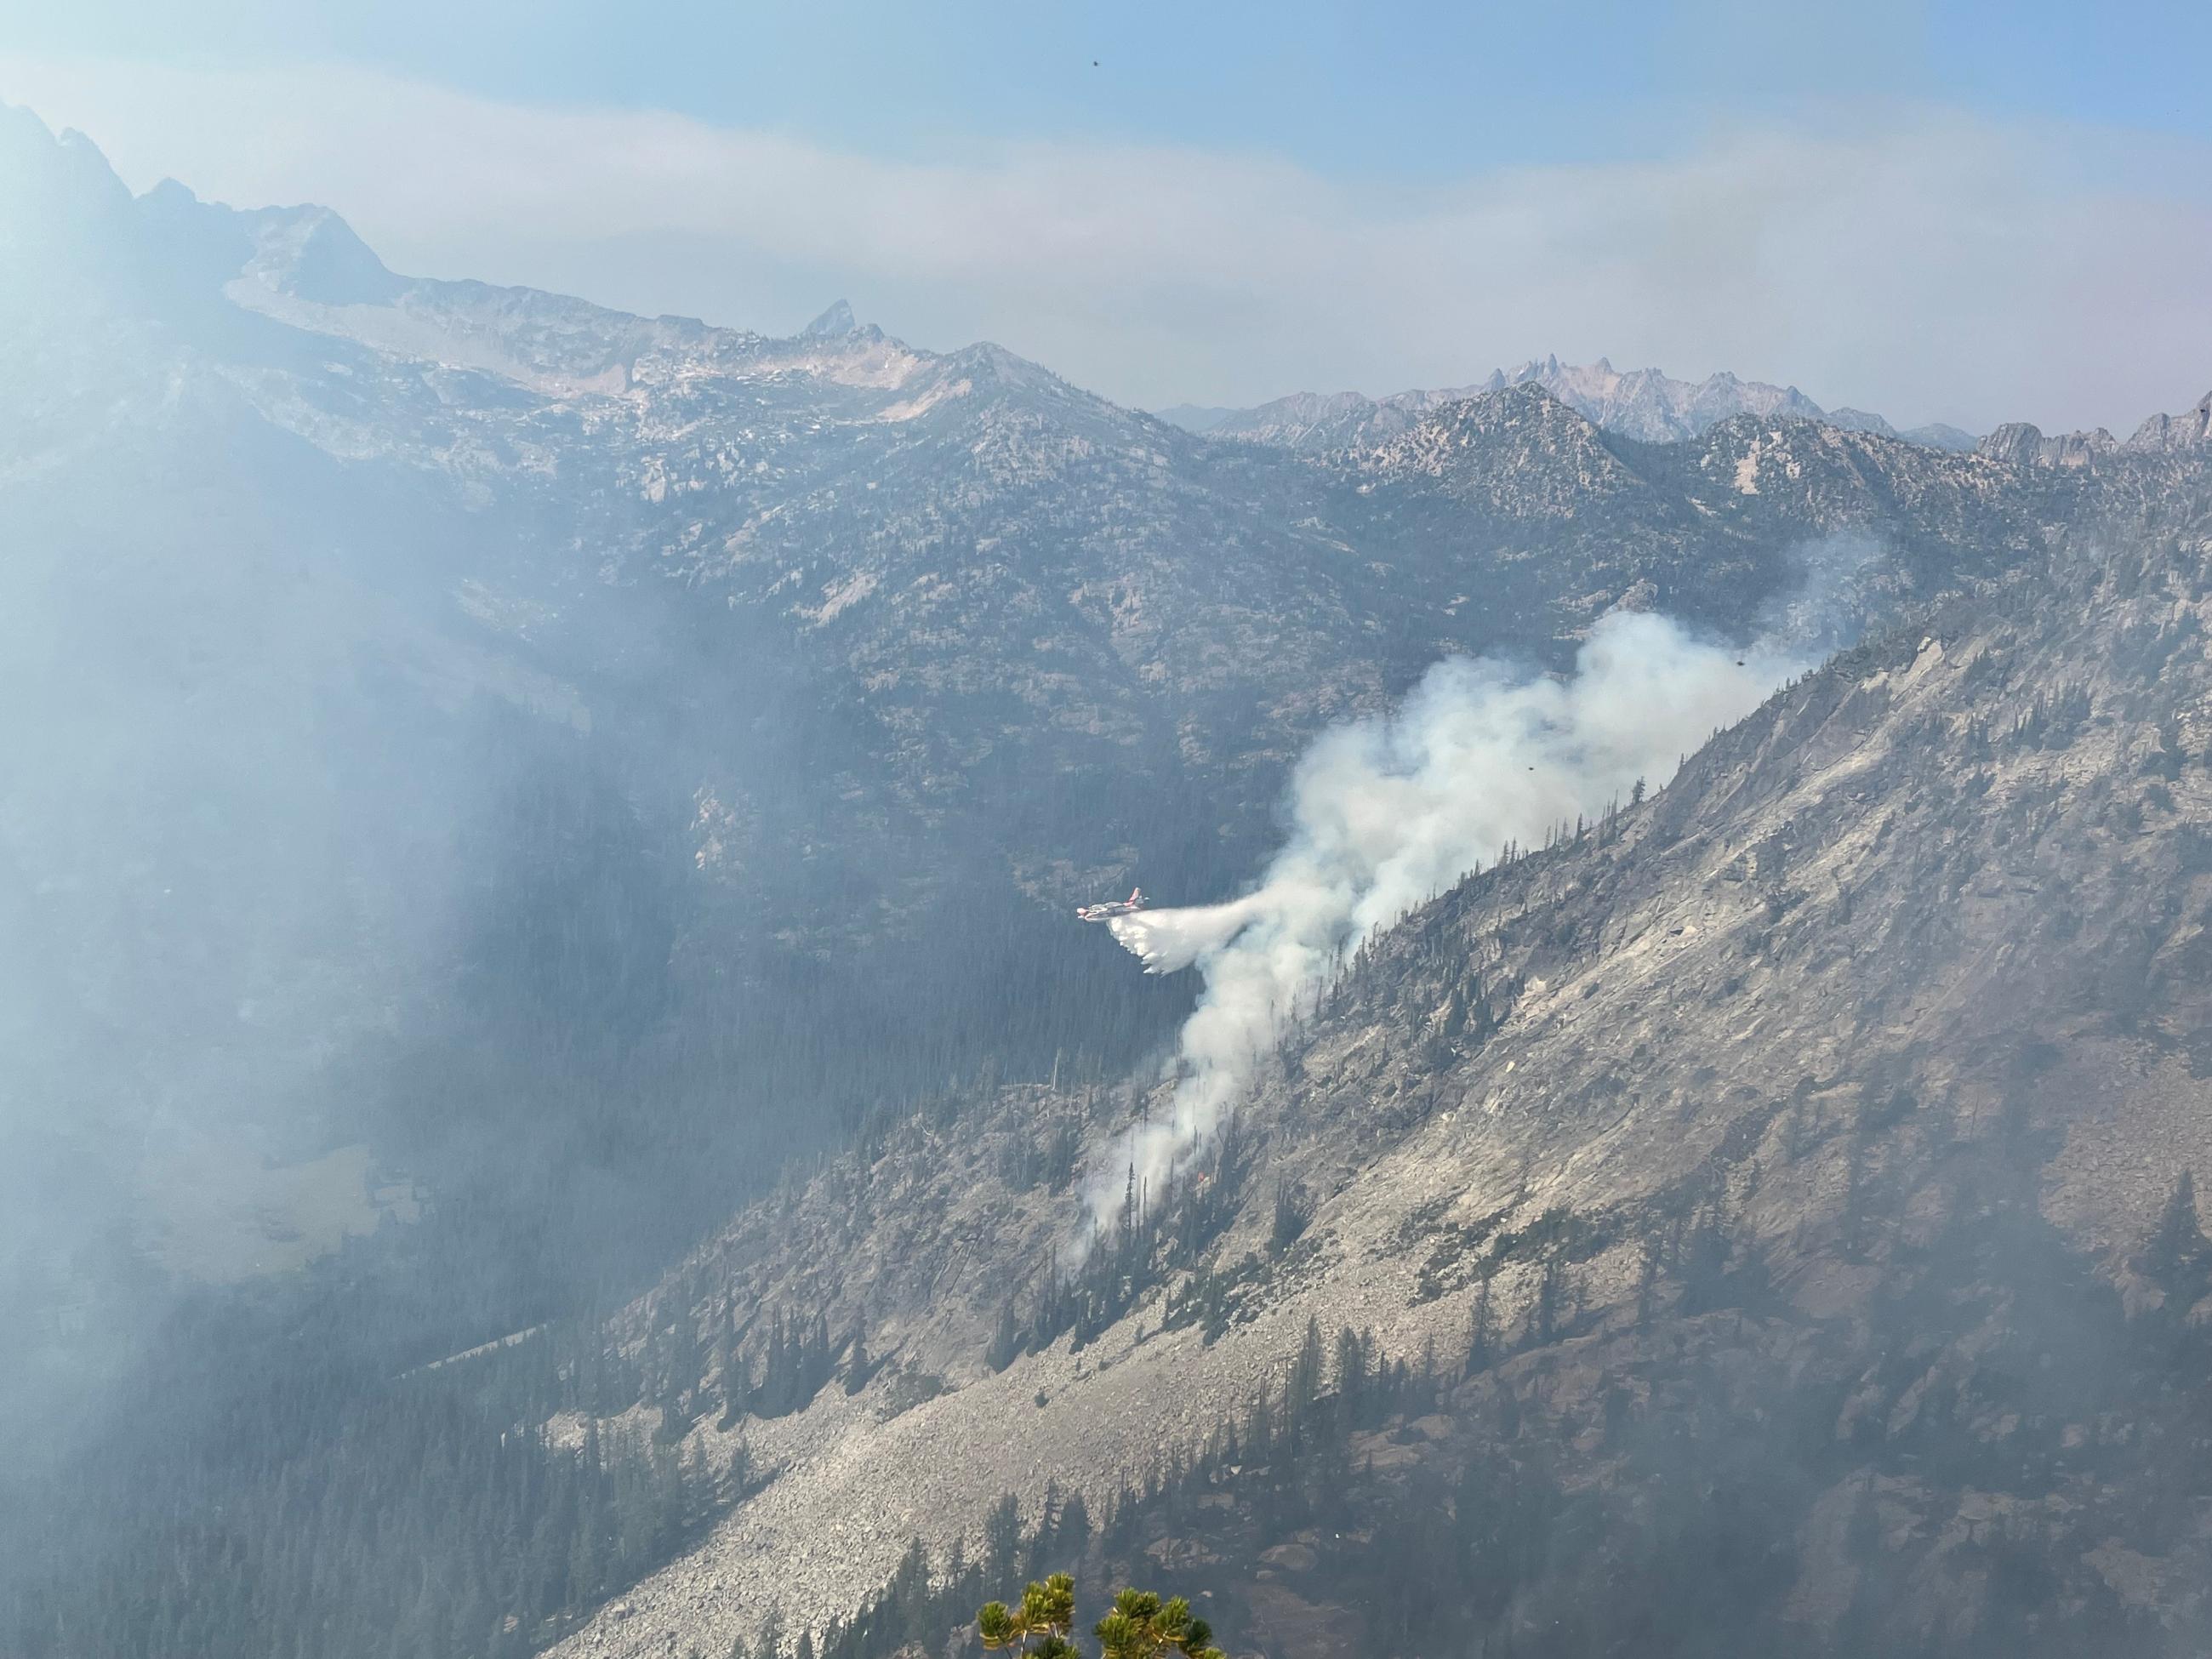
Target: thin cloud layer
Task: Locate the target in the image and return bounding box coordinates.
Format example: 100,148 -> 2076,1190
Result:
5,53 -> 2209,430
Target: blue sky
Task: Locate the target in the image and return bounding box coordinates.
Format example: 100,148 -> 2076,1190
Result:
15,0 -> 2209,170
5,3 -> 2209,428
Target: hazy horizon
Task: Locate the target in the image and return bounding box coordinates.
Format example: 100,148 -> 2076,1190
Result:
5,3 -> 2210,435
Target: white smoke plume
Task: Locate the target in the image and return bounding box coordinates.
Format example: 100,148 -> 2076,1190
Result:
1089,609 -> 1810,1226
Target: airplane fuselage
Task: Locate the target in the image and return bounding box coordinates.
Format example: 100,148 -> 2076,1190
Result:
1076,887 -> 1147,922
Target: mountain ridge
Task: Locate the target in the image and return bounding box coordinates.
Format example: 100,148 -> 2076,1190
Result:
1169,353 -> 1984,455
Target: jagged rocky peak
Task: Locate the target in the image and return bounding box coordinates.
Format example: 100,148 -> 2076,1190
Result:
802,298 -> 858,337
0,105 -> 280,319
0,103 -> 136,272
0,101 -> 131,210
240,204 -> 408,307
1362,378 -> 1590,452
1972,390 -> 2212,469
1345,381 -> 1647,514
1978,420 -> 2118,469
1206,352 -> 1947,453
2127,388 -> 2212,452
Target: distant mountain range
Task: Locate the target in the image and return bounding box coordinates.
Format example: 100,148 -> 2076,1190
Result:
1161,355 -> 1983,453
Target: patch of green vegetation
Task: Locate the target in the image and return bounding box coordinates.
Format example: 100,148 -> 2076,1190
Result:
1485,1204 -> 1607,1270
1411,1206 -> 1509,1303
1160,1251 -> 1274,1343
877,1365 -> 949,1419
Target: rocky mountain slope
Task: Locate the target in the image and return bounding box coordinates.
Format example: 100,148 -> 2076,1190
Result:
1181,355 -> 1980,453
542,462 -> 2212,1658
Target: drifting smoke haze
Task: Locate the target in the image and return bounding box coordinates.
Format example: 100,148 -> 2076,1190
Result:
14,11 -> 2212,1651
1093,609 -> 1814,1223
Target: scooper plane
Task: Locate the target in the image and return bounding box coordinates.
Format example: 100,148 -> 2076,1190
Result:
1076,887 -> 1147,922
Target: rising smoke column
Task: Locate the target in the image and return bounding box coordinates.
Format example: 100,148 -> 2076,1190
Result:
1092,610 -> 1809,1223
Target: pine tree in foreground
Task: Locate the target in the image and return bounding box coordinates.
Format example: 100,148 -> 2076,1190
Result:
978,1575 -> 1224,1659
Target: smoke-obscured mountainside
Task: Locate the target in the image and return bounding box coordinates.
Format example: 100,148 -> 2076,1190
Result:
5,99 -> 2212,1659
548,492 -> 2212,1659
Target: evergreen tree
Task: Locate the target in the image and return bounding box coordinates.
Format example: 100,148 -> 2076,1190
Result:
989,1303 -> 1023,1372
978,1577 -> 1223,1659
845,1319 -> 873,1394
